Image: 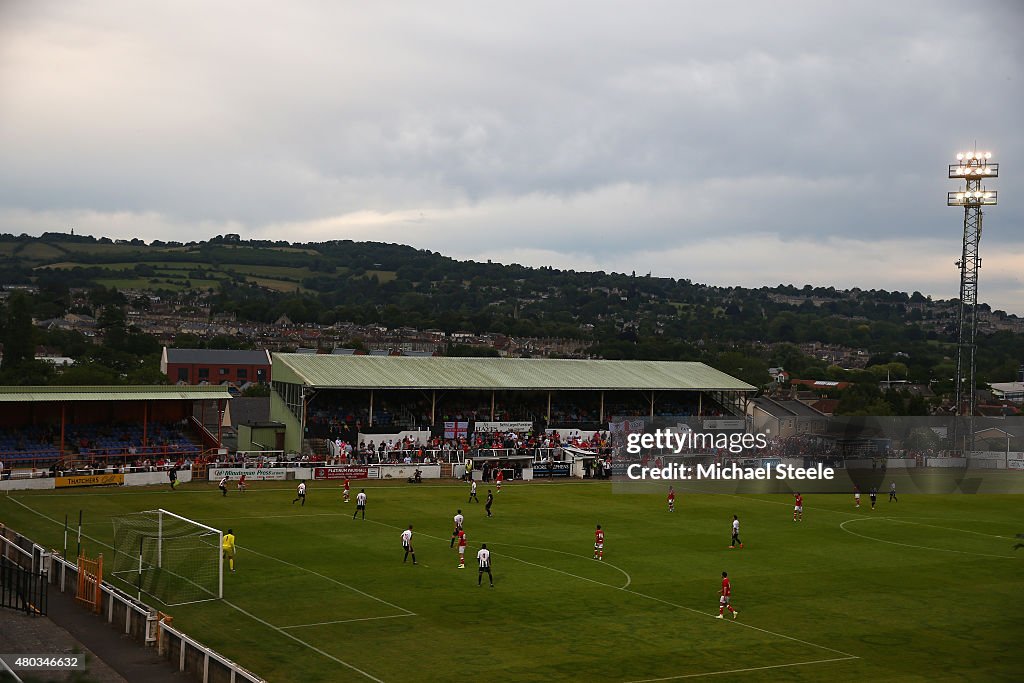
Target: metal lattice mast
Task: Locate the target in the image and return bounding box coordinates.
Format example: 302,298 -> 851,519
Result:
948,150 -> 998,453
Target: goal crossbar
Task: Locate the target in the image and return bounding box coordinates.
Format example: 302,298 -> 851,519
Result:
156,508 -> 221,536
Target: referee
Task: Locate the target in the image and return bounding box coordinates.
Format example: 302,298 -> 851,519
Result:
477,543 -> 494,588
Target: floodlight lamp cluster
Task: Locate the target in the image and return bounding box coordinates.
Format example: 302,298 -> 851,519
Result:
948,190 -> 997,206
948,150 -> 999,181
951,164 -> 995,176
956,151 -> 991,161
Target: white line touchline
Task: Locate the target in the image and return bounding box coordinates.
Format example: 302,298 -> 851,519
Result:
225,600 -> 386,683
839,518 -> 1018,559
623,656 -> 859,682
279,613 -> 415,629
360,518 -> 855,659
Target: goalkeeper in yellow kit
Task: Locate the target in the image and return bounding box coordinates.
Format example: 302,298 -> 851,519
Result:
222,528 -> 236,572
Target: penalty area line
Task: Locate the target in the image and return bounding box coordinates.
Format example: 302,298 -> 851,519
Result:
623,655 -> 859,682
235,542 -> 417,615
225,600 -> 385,683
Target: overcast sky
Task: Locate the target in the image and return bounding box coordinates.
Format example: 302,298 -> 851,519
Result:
2,1 -> 1022,312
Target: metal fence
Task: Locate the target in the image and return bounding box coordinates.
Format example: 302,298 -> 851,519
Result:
0,526 -> 48,617
0,555 -> 46,616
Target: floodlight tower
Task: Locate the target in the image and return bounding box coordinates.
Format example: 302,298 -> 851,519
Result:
948,149 -> 998,452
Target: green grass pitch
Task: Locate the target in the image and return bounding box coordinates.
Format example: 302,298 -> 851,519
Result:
1,480 -> 1021,682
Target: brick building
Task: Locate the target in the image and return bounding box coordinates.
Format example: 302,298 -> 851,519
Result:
161,347 -> 272,386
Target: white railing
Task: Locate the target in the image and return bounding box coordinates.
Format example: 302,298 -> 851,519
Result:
158,617 -> 264,683
47,552 -> 265,683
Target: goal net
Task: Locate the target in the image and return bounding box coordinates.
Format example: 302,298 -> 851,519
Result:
110,509 -> 223,606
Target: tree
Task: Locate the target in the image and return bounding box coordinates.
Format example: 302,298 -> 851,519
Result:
0,359 -> 55,385
60,362 -> 120,385
1,292 -> 34,370
97,305 -> 128,349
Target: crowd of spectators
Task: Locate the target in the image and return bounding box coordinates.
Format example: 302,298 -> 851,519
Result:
313,428 -> 614,466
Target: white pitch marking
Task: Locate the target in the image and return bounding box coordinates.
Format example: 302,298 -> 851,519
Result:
4,496 -> 400,680
360,518 -> 632,588
617,586 -> 858,659
675,488 -> 855,516
839,518 -> 1018,559
16,479 -> 600,498
5,494 -> 417,616
623,655 -> 859,682
360,518 -> 854,659
279,613 -> 415,629
873,517 -> 1013,540
226,600 -> 386,683
231,543 -> 416,615
499,542 -> 632,589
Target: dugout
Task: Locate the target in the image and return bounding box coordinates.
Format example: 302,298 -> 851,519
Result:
562,445 -> 600,479
269,355 -> 755,454
0,385 -> 233,470
468,453 -> 535,481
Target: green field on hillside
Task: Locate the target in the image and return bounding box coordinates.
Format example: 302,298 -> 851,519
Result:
226,264 -> 321,279
26,250 -> 321,294
243,276 -> 310,293
16,242 -> 67,260
93,277 -> 224,292
364,269 -> 397,283
2,480 -> 1021,682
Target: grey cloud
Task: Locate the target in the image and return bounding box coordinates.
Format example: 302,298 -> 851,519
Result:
1,0 -> 1022,310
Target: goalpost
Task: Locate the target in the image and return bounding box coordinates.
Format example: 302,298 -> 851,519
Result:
111,509 -> 223,606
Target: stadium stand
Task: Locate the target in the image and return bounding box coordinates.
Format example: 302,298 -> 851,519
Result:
0,385 -> 232,475
270,355 -> 755,455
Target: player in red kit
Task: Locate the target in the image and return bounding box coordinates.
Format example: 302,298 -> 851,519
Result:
667,486 -> 676,512
456,529 -> 467,568
793,492 -> 803,521
593,524 -> 604,560
342,478 -> 351,503
495,468 -> 504,492
716,571 -> 738,619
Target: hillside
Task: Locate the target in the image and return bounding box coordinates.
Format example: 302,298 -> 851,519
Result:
1,232 -> 1023,401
